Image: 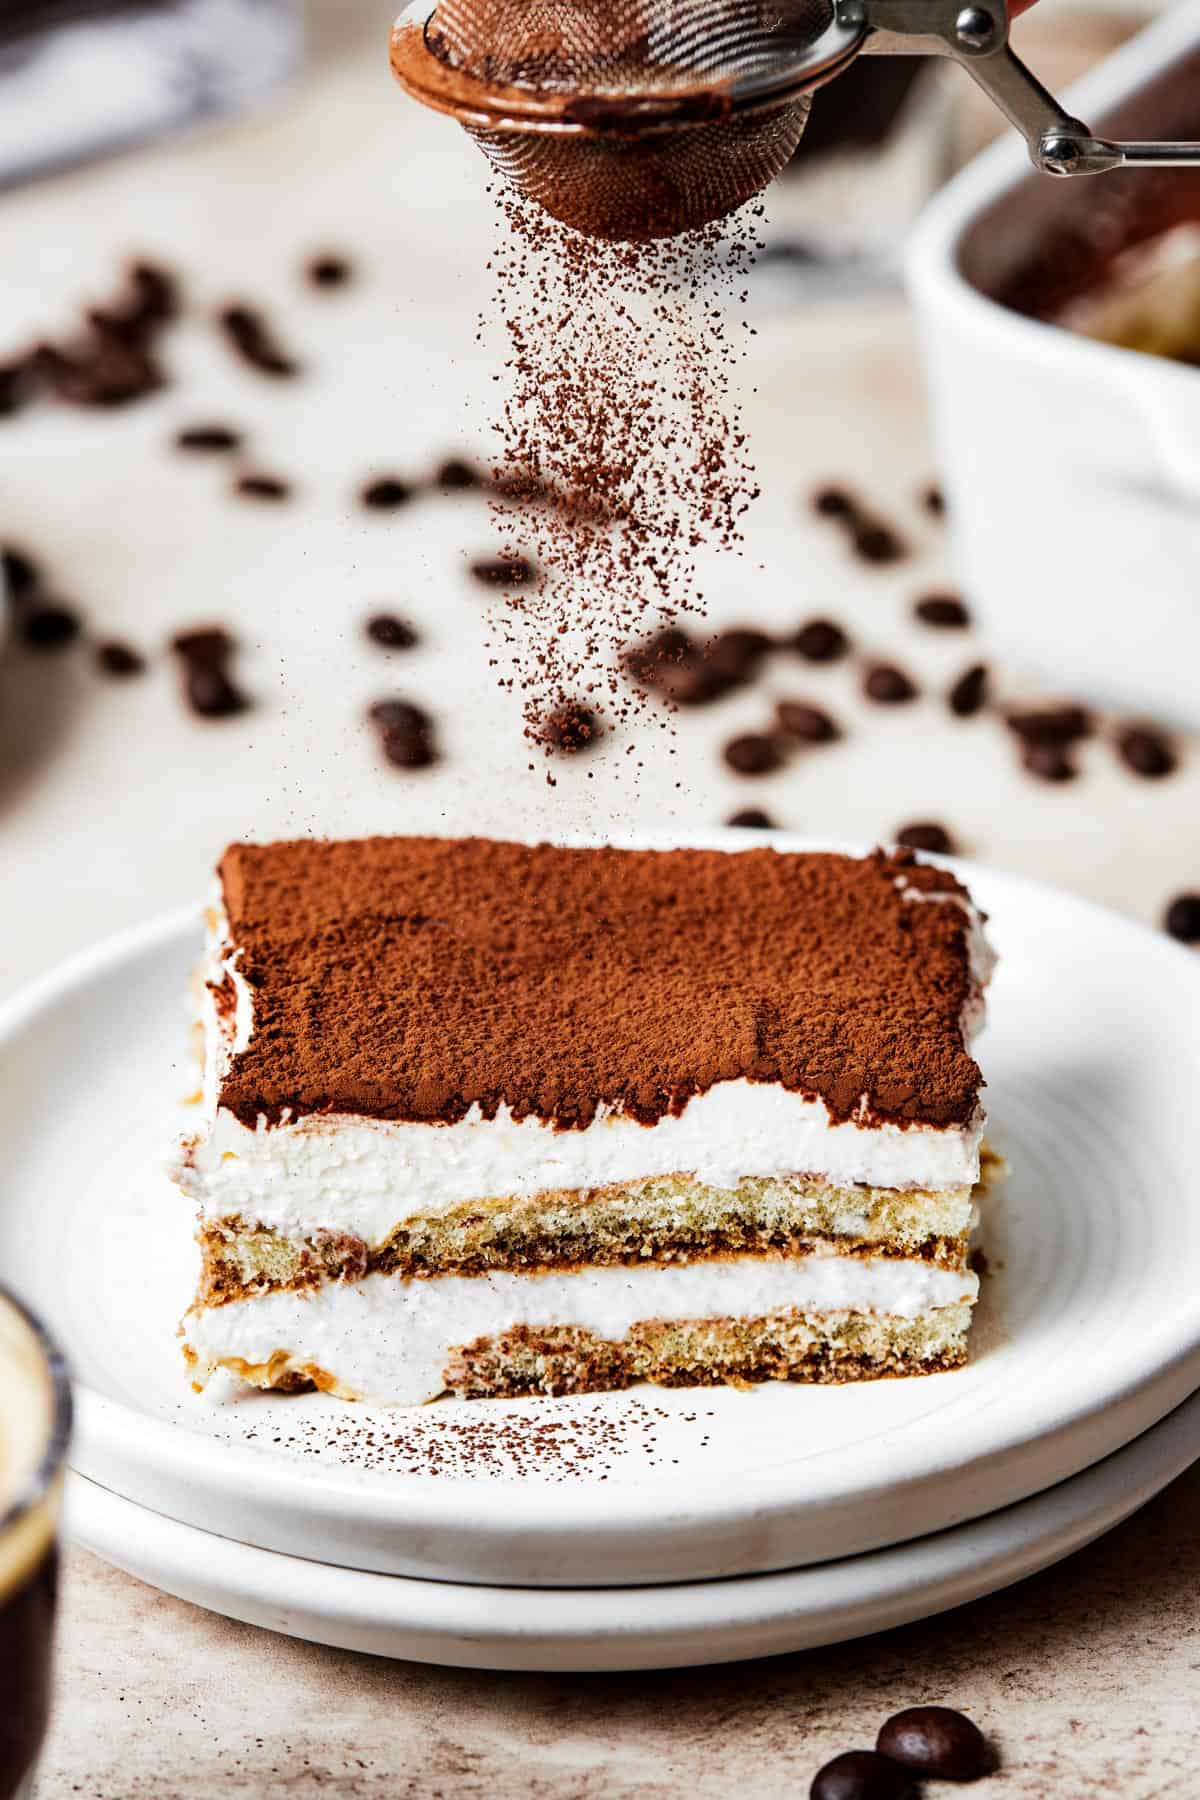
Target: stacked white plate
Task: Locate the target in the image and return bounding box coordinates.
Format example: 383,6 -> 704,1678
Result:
4,835 -> 1200,1671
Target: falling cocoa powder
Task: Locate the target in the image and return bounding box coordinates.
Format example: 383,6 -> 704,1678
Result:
478,187 -> 762,745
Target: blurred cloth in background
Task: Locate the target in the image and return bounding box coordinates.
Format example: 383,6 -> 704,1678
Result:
0,0 -> 301,186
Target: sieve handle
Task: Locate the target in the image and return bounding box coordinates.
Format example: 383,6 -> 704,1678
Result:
845,0 -> 1200,174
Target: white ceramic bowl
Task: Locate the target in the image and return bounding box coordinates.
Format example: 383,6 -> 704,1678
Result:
908,2 -> 1200,727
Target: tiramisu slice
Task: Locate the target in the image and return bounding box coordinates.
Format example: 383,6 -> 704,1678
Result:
175,837 -> 995,1405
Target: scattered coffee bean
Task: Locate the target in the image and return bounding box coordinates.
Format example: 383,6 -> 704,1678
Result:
622,626 -> 693,686
382,723 -> 437,768
368,697 -> 438,769
723,733 -> 784,776
923,482 -> 946,517
727,808 -> 775,828
128,260 -> 178,326
537,702 -> 602,752
361,476 -> 413,511
863,662 -> 917,705
704,627 -> 772,683
218,304 -> 299,378
914,592 -> 970,630
235,474 -> 291,502
95,640 -> 146,678
812,484 -> 855,519
171,627 -> 233,663
663,662 -> 737,707
1022,740 -> 1076,783
435,457 -> 482,492
852,521 -> 907,565
175,425 -> 242,454
368,698 -> 429,732
0,358 -> 35,418
171,626 -> 250,718
792,618 -> 850,663
948,662 -> 989,718
776,699 -> 839,743
470,555 -> 536,587
1,545 -> 40,600
1116,724 -> 1176,780
896,822 -> 956,855
185,664 -> 248,718
876,1706 -> 991,1781
21,604 -> 81,650
1005,704 -> 1091,745
1164,893 -> 1200,943
366,613 -> 419,650
307,253 -> 353,288
491,469 -> 551,506
810,1749 -> 915,1800
33,338 -> 161,409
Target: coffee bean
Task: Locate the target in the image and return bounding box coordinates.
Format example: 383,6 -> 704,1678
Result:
723,733 -> 783,776
435,458 -> 482,492
812,485 -> 856,519
0,357 -> 35,418
876,1706 -> 991,1780
491,469 -> 551,507
366,614 -> 419,650
810,1749 -> 915,1800
863,662 -> 917,704
235,474 -> 291,501
1116,724 -> 1176,779
948,662 -> 989,718
33,339 -> 161,409
1,545 -> 40,599
362,477 -> 413,510
727,808 -> 775,828
171,625 -> 250,717
368,698 -> 431,733
776,700 -> 839,743
1164,893 -> 1200,943
852,521 -> 906,565
307,253 -> 353,288
923,482 -> 946,517
914,593 -> 970,630
1006,704 -> 1091,745
792,618 -> 850,663
218,304 -> 299,378
623,626 -> 693,686
470,556 -> 536,587
129,261 -> 178,325
663,662 -> 736,707
896,822 -> 956,855
705,628 -> 772,682
1023,740 -> 1076,782
171,627 -> 233,664
95,640 -> 146,677
175,425 -> 242,453
22,604 -> 80,650
537,703 -> 602,752
186,664 -> 248,718
382,724 -> 437,768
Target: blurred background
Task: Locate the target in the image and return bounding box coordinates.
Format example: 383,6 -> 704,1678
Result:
0,0 -> 1195,1003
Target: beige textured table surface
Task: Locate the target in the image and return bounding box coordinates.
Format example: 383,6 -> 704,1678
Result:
2,2 -> 1197,1795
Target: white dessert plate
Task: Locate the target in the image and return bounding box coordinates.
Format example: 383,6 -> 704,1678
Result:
5,835 -> 1200,1588
65,1382 -> 1200,1672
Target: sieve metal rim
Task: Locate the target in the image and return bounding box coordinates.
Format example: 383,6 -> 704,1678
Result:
389,2 -> 865,137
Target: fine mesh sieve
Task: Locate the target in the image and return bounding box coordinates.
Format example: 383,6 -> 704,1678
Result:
391,0 -> 1200,242
391,0 -> 861,240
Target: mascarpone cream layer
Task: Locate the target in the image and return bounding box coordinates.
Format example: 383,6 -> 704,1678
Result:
186,1253 -> 979,1406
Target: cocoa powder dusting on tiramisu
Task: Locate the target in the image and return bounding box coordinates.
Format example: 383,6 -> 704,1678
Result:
214,838 -> 983,1131
479,188 -> 762,745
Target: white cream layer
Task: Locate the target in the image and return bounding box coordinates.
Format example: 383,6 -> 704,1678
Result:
186,1254 -> 978,1405
179,1091 -> 985,1248
180,868 -> 992,1249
